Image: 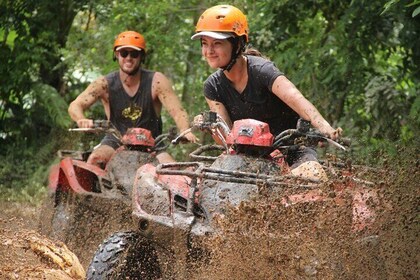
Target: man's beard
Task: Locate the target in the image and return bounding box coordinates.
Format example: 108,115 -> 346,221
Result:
122,65 -> 140,76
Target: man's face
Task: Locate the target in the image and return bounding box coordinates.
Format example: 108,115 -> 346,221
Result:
116,48 -> 142,75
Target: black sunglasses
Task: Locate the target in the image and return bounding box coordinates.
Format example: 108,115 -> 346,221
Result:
119,50 -> 141,58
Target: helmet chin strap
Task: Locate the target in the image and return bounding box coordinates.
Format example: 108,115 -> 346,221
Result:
222,55 -> 238,72
221,37 -> 246,72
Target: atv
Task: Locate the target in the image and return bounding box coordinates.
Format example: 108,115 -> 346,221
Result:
38,120 -> 175,267
86,112 -> 383,279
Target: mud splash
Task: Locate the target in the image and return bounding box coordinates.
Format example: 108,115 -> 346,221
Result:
37,192 -> 133,268
191,148 -> 418,279
0,147 -> 417,279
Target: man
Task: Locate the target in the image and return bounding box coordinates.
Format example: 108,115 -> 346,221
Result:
68,30 -> 197,167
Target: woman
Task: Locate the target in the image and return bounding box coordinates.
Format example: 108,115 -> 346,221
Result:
191,5 -> 342,181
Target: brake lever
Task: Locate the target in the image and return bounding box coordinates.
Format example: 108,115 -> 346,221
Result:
171,128 -> 193,145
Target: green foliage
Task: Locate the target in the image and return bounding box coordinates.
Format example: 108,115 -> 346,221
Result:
0,181 -> 47,205
0,146 -> 50,204
0,0 -> 419,202
0,0 -> 88,151
250,0 -> 419,143
382,0 -> 420,17
32,83 -> 73,127
363,75 -> 410,140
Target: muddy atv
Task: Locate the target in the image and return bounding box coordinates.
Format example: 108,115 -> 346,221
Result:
38,120 -> 175,267
86,113 -> 384,279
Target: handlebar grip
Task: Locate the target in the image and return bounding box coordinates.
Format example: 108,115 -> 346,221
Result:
171,135 -> 190,145
93,120 -> 110,129
202,111 -> 218,123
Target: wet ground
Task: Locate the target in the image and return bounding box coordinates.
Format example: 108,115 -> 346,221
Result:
0,201 -> 83,279
0,148 -> 418,279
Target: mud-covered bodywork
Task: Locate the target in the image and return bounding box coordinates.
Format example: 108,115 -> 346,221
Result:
132,149 -> 379,237
131,153 -> 285,239
38,126 -> 162,267
198,154 -> 282,223
124,148 -> 382,279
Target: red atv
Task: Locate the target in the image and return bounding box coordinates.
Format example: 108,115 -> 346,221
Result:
86,113 -> 382,279
38,120 -> 175,266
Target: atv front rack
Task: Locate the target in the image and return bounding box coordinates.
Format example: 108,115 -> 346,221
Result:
156,162 -> 321,187
188,144 -> 225,162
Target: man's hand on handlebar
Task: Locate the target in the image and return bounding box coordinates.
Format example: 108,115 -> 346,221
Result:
70,120 -> 114,134
76,118 -> 94,128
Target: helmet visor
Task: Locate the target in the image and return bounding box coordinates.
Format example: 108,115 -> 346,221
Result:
191,31 -> 234,40
116,45 -> 143,51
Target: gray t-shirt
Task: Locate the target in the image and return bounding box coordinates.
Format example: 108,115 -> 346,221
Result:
100,69 -> 163,149
105,69 -> 162,138
204,55 -> 299,135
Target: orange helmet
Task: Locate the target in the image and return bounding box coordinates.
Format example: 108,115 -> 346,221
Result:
113,31 -> 146,52
191,5 -> 249,42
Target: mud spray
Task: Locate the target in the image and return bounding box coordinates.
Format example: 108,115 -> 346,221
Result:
0,146 -> 417,279
188,146 -> 418,280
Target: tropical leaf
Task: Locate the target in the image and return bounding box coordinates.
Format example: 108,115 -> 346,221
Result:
31,83 -> 72,128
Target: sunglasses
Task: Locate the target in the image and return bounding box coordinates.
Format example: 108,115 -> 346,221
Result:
119,50 -> 141,58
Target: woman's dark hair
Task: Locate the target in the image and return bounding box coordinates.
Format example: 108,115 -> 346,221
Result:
243,46 -> 270,60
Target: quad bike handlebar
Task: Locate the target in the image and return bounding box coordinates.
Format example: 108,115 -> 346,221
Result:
68,120 -> 177,152
172,112 -> 350,153
153,127 -> 179,152
172,111 -> 230,148
273,119 -> 350,152
68,120 -> 117,133
68,120 -> 123,145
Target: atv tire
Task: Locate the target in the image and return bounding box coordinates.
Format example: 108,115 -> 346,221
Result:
86,231 -> 161,280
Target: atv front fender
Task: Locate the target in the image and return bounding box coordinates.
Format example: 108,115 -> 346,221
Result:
49,157 -> 108,193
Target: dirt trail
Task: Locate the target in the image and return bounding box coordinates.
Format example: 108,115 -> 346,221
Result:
0,201 -> 84,279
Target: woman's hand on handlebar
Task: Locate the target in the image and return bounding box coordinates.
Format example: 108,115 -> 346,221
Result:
183,131 -> 199,143
331,127 -> 343,141
318,125 -> 343,141
193,114 -> 205,129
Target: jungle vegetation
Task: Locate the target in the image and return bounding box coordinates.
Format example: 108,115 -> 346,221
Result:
0,0 -> 419,202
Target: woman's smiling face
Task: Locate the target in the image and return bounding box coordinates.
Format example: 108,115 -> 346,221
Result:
201,36 -> 232,69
